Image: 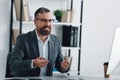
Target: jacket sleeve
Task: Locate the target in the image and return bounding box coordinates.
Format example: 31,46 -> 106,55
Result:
54,37 -> 70,73
9,35 -> 32,73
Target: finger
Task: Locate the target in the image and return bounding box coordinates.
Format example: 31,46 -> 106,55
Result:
63,60 -> 70,65
41,60 -> 49,66
45,59 -> 49,63
61,64 -> 68,69
61,63 -> 64,68
41,59 -> 49,63
61,62 -> 67,67
61,61 -> 68,65
62,63 -> 69,67
61,62 -> 70,68
39,62 -> 47,67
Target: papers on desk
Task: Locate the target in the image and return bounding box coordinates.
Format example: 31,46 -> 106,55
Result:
107,27 -> 120,75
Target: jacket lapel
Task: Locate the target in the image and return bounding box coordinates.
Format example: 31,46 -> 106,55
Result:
46,36 -> 54,75
48,41 -> 52,62
31,30 -> 39,57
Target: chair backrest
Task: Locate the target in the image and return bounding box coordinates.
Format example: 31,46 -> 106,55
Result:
5,52 -> 13,77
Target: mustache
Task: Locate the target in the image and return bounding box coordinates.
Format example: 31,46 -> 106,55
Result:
42,26 -> 49,29
38,26 -> 51,36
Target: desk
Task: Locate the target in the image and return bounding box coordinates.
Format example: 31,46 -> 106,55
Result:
4,75 -> 120,80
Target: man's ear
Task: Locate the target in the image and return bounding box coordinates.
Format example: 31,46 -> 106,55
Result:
34,19 -> 36,23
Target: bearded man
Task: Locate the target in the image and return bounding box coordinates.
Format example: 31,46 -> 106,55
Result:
9,7 -> 71,77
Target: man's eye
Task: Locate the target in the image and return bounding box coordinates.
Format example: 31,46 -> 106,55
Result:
41,19 -> 47,22
49,19 -> 54,22
35,18 -> 54,22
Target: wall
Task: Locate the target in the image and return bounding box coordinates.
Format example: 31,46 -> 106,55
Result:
81,0 -> 120,76
0,0 -> 10,78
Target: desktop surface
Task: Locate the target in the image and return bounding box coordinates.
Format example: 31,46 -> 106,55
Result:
4,75 -> 120,80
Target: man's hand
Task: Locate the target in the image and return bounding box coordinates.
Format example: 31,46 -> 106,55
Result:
61,57 -> 71,70
33,57 -> 49,68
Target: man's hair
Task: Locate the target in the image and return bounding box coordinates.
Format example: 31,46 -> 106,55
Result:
34,7 -> 50,19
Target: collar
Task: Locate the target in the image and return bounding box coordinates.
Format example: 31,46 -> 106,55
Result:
35,29 -> 49,43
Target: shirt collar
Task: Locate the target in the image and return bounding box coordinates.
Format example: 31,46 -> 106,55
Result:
35,29 -> 49,43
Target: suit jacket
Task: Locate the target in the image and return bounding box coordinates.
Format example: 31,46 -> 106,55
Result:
9,30 -> 69,77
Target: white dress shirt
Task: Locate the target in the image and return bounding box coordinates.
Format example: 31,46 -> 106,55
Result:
32,30 -> 49,76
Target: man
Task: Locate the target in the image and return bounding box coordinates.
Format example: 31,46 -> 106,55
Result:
9,7 -> 71,77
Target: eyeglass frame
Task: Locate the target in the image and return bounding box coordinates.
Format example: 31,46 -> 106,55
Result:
35,18 -> 54,23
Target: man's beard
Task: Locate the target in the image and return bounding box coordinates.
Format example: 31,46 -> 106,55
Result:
38,26 -> 51,36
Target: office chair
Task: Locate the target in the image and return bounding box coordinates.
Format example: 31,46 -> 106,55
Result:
5,52 -> 13,77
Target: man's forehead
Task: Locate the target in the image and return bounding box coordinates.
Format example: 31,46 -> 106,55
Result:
38,12 -> 52,18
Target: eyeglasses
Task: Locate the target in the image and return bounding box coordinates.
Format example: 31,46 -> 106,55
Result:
35,18 -> 54,23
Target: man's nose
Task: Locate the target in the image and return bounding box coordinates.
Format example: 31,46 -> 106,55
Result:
45,21 -> 51,26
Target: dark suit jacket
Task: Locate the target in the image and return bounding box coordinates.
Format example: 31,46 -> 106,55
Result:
9,30 -> 69,77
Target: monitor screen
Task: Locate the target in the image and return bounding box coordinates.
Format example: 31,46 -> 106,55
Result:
107,27 -> 120,75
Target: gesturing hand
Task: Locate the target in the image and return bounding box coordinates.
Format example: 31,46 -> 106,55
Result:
33,57 -> 49,68
61,56 -> 72,70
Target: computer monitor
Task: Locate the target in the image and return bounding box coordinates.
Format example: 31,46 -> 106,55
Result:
107,27 -> 120,75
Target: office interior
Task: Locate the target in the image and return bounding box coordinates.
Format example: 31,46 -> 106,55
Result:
1,0 -> 120,79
